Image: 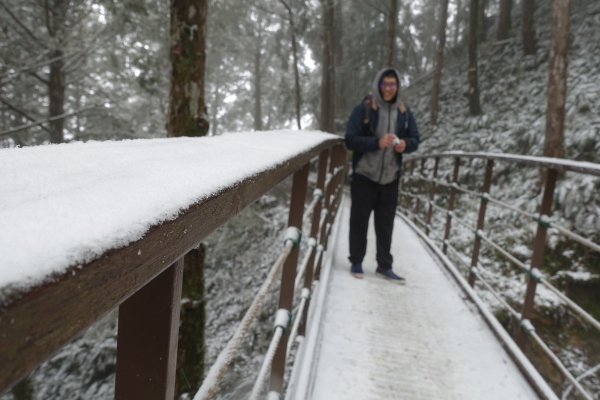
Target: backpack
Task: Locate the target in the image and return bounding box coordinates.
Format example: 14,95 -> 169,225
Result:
361,95 -> 408,135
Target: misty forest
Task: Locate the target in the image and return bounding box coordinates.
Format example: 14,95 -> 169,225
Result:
1,0 -> 599,399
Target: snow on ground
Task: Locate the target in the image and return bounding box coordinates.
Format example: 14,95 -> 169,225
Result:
401,0 -> 600,396
0,130 -> 338,296
310,200 -> 538,400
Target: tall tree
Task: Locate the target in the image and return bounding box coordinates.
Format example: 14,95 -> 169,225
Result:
543,0 -> 571,159
167,0 -> 210,137
453,0 -> 463,46
279,0 -> 303,129
497,0 -> 513,41
431,0 -> 450,125
384,0 -> 399,67
478,0 -> 487,43
47,0 -> 69,143
320,0 -> 335,133
167,1 -> 209,398
522,0 -> 537,54
468,0 -> 482,115
253,18 -> 264,131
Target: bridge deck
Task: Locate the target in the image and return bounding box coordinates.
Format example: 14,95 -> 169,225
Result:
309,197 -> 539,399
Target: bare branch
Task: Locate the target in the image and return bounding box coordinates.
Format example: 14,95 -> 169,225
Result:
27,71 -> 50,85
0,0 -> 47,48
0,52 -> 72,82
0,105 -> 100,137
361,0 -> 387,15
0,97 -> 52,134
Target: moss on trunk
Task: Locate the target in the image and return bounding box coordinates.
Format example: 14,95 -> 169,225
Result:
175,246 -> 206,399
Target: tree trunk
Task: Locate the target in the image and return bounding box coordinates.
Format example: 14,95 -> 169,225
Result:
468,0 -> 482,115
384,0 -> 398,67
334,0 -> 345,120
320,0 -> 335,133
290,25 -> 302,129
453,0 -> 462,46
522,0 -> 536,55
167,0 -> 209,137
47,0 -> 68,144
478,0 -> 487,43
497,0 -> 513,41
253,42 -> 263,131
544,0 -> 571,159
431,0 -> 450,125
175,246 -> 206,399
167,2 -> 208,396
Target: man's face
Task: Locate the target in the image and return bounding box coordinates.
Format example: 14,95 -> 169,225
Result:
380,76 -> 398,102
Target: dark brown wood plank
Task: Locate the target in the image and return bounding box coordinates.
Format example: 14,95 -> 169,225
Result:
0,137 -> 342,393
115,258 -> 183,400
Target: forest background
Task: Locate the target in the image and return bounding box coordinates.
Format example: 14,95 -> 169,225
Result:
1,0 -> 600,399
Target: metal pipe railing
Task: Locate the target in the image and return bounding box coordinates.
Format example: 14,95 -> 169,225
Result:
398,152 -> 600,399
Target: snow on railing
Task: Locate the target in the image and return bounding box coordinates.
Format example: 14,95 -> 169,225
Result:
194,142 -> 348,400
398,153 -> 600,400
0,131 -> 345,398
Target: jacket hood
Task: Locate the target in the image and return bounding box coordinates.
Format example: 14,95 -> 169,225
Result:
372,68 -> 402,108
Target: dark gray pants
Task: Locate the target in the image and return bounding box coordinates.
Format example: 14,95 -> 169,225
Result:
348,177 -> 398,270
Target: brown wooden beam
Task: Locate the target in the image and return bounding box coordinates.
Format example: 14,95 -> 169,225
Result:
115,259 -> 184,400
0,137 -> 342,393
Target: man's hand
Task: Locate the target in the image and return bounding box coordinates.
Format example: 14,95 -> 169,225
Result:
379,134 -> 396,149
394,139 -> 407,153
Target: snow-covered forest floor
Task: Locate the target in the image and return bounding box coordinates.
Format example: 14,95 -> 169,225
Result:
404,0 -> 600,396
3,0 -> 600,398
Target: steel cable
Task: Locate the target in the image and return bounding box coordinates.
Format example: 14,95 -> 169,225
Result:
193,241 -> 294,400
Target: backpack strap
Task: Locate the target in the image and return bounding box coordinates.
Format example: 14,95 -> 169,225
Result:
399,101 -> 408,130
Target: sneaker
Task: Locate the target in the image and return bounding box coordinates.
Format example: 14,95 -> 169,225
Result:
376,267 -> 406,284
350,263 -> 363,279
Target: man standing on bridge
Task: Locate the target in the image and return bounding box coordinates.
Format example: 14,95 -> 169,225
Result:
344,68 -> 420,283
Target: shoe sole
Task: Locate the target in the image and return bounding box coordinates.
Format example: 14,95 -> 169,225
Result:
376,272 -> 406,285
350,272 -> 363,279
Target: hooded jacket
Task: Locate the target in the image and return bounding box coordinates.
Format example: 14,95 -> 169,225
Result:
345,68 -> 420,184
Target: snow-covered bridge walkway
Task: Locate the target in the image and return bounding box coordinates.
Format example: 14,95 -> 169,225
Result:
305,196 -> 538,400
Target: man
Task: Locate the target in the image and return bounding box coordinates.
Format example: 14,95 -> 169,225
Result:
344,68 -> 420,283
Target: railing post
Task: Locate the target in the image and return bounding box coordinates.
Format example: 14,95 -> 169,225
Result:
425,157 -> 440,236
414,159 -> 426,218
299,149 -> 329,336
516,168 -> 558,346
115,258 -> 184,400
468,159 -> 494,286
442,157 -> 460,254
269,162 -> 309,394
405,160 -> 416,209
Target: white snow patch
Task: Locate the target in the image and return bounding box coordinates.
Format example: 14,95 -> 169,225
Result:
0,130 -> 339,294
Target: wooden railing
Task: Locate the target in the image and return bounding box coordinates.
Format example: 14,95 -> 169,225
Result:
0,135 -> 346,400
397,152 -> 600,400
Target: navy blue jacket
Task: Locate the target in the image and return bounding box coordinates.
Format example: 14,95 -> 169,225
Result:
345,101 -> 420,181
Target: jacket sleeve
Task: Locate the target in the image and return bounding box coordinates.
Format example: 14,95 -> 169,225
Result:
344,103 -> 380,153
403,108 -> 420,154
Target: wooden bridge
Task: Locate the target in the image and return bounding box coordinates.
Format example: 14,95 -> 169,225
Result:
1,131 -> 599,399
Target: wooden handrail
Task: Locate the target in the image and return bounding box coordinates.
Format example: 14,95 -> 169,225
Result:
0,135 -> 344,394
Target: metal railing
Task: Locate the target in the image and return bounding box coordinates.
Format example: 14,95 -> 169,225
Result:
0,136 -> 347,400
397,152 -> 600,400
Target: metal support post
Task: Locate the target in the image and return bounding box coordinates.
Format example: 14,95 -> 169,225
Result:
405,161 -> 416,209
299,149 -> 329,336
517,168 -> 558,346
468,159 -> 494,286
442,158 -> 461,254
425,157 -> 440,236
270,163 -> 309,393
414,159 -> 426,217
115,259 -> 184,400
